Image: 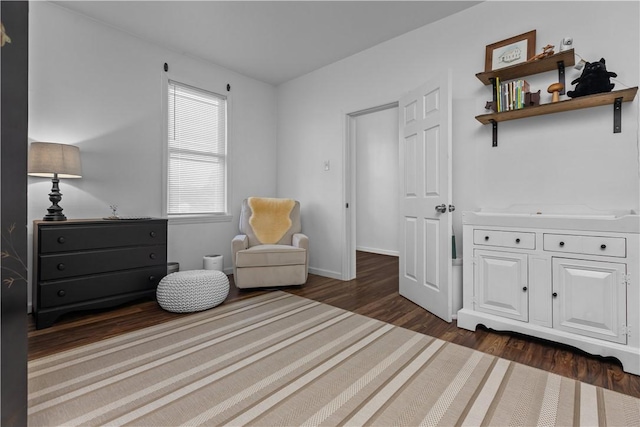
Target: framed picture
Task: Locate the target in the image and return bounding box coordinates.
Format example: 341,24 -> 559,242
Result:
485,30 -> 536,72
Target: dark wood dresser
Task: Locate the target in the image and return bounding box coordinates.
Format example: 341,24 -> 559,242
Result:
32,218 -> 168,329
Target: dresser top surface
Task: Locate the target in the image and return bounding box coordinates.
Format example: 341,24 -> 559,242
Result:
34,218 -> 167,226
463,211 -> 639,234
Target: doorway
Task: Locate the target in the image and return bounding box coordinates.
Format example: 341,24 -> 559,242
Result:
344,102 -> 399,279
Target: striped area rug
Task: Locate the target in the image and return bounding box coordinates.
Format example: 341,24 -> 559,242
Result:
29,292 -> 640,426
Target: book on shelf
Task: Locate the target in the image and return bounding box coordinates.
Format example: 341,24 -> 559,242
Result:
494,78 -> 530,112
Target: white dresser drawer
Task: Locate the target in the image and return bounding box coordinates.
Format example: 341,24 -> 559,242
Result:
474,229 -> 535,249
543,234 -> 626,257
543,234 -> 581,253
582,236 -> 626,257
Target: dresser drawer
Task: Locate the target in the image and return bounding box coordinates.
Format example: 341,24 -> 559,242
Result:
543,234 -> 626,257
39,245 -> 167,280
38,266 -> 166,309
473,229 -> 535,249
39,222 -> 167,253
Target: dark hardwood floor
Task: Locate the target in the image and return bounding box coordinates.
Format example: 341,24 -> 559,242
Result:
28,251 -> 640,399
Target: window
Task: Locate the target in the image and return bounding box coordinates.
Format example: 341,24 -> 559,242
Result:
166,80 -> 228,218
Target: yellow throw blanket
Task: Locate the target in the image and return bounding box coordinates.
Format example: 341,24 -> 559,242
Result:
248,197 -> 295,244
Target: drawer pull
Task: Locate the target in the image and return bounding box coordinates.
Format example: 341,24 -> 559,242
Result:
552,292 -> 558,298
149,275 -> 156,282
559,241 -> 565,247
522,286 -> 527,292
57,236 -> 66,244
601,244 -> 607,249
484,236 -> 489,241
57,263 -> 66,271
150,231 -> 157,238
57,290 -> 66,297
149,253 -> 157,260
515,238 -> 521,243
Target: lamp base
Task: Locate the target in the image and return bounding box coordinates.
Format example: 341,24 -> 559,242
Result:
43,176 -> 68,221
43,212 -> 67,221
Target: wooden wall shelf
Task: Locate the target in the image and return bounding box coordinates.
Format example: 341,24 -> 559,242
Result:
475,87 -> 638,124
476,49 -> 576,85
476,47 -> 636,146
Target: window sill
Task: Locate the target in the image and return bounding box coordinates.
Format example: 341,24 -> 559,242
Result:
167,214 -> 233,225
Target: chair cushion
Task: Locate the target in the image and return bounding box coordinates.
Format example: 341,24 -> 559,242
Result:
234,265 -> 307,288
235,244 -> 306,268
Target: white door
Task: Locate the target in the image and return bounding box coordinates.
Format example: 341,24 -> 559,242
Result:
398,72 -> 453,322
553,258 -> 627,344
475,250 -> 529,322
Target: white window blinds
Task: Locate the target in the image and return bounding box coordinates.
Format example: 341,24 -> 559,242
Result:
167,80 -> 227,215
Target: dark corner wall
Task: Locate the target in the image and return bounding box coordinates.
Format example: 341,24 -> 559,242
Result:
1,1 -> 28,425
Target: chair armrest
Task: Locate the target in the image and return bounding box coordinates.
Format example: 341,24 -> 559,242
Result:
293,233 -> 309,281
232,234 -> 249,255
292,233 -> 309,251
231,234 -> 249,279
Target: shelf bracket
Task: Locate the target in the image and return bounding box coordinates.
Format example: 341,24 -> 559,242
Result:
557,61 -> 566,95
613,97 -> 623,133
491,119 -> 498,147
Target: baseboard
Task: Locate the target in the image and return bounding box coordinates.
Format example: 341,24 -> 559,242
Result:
308,266 -> 343,280
356,246 -> 399,257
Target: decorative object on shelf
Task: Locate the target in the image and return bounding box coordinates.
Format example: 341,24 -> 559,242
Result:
484,30 -> 536,72
528,44 -> 555,62
28,142 -> 82,221
567,58 -> 617,98
484,100 -> 496,111
525,90 -> 541,106
547,82 -> 564,102
559,37 -> 573,52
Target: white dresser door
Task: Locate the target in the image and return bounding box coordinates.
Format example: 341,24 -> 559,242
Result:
475,250 -> 528,322
552,258 -> 627,344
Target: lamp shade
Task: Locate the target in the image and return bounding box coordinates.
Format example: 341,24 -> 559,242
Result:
28,142 -> 82,178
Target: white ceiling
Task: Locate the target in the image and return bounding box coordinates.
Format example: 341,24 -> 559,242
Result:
52,1 -> 481,86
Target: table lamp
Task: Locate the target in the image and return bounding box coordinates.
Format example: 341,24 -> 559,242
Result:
28,142 -> 82,221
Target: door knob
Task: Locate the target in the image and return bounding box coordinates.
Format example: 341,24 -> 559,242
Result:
435,204 -> 447,213
448,204 -> 456,212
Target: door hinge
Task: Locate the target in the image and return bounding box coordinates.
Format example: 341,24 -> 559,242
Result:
623,274 -> 631,286
621,325 -> 631,337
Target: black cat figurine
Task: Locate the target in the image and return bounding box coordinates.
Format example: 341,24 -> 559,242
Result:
567,58 -> 617,98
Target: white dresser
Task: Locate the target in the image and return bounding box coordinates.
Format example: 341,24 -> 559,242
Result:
457,208 -> 640,374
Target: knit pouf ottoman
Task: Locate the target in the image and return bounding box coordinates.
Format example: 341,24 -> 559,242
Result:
157,270 -> 230,313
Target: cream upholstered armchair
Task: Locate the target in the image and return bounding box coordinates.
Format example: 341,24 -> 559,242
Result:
232,197 -> 309,288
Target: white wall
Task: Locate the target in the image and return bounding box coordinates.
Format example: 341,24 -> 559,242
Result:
27,2 -> 278,309
355,107 -> 399,256
277,1 -> 640,278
